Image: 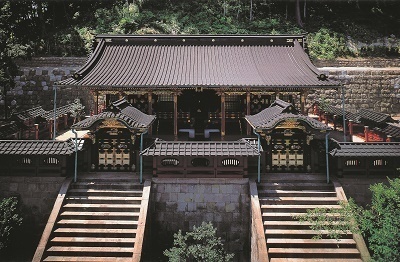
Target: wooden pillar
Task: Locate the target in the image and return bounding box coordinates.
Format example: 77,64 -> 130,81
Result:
364,126 -> 369,142
348,120 -> 354,136
386,135 -> 393,142
148,92 -> 153,135
173,93 -> 178,140
300,91 -> 305,114
49,120 -> 54,139
63,114 -> 68,129
221,92 -> 226,140
34,124 -> 39,140
94,90 -> 98,114
246,92 -> 251,135
333,115 -> 337,131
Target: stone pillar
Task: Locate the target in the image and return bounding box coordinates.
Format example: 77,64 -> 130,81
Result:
221,93 -> 226,140
173,93 -> 178,140
246,92 -> 251,135
364,126 -> 369,142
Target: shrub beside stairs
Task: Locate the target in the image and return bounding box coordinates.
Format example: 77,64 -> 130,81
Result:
33,176 -> 151,262
250,173 -> 370,262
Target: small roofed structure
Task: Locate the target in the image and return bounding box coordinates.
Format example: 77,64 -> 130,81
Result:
141,138 -> 259,178
0,139 -> 86,176
246,100 -> 330,173
330,141 -> 400,176
72,98 -> 155,172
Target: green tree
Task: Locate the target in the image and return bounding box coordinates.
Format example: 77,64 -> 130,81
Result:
0,197 -> 23,252
296,178 -> 400,261
164,222 -> 234,262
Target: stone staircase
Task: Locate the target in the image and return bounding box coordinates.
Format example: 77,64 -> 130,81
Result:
257,174 -> 363,261
34,175 -> 150,262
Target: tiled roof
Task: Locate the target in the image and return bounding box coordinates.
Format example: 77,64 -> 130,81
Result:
0,121 -> 27,138
13,106 -> 47,121
314,101 -> 359,122
141,139 -> 259,156
330,142 -> 400,157
41,103 -> 76,120
356,109 -> 394,125
72,98 -> 155,130
246,100 -> 329,131
58,35 -> 338,89
0,139 -> 82,155
375,122 -> 400,138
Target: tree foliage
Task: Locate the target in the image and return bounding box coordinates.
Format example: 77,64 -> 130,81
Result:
296,178 -> 400,261
0,197 -> 23,252
164,222 -> 234,262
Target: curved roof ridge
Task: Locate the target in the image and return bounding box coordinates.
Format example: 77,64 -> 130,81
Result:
72,39 -> 106,80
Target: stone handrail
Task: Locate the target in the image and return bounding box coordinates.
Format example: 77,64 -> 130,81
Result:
32,177 -> 73,262
249,180 -> 269,262
332,180 -> 371,262
132,180 -> 152,262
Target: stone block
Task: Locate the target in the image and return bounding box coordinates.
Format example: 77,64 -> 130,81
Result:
177,202 -> 187,212
169,192 -> 178,202
211,185 -> 220,193
166,201 -> 177,211
187,202 -> 196,212
194,193 -> 204,203
225,203 -> 236,213
206,202 -> 216,211
197,202 -> 207,210
9,183 -> 18,192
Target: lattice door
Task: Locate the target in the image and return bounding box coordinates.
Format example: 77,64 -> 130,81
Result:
272,138 -> 304,171
98,138 -> 131,171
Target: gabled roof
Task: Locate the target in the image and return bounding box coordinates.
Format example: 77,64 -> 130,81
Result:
141,138 -> 259,157
245,99 -> 329,131
313,101 -> 359,122
356,109 -> 394,125
57,34 -> 339,90
72,98 -> 155,131
0,139 -> 82,155
330,142 -> 400,157
374,122 -> 400,139
0,121 -> 27,139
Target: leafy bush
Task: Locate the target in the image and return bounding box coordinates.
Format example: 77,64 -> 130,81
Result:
296,178 -> 400,261
164,222 -> 234,262
308,28 -> 349,60
355,178 -> 400,261
0,197 -> 23,251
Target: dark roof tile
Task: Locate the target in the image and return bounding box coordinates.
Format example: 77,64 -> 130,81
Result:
330,142 -> 400,157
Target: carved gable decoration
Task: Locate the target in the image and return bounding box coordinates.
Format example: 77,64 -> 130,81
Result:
99,118 -> 126,129
276,118 -> 306,131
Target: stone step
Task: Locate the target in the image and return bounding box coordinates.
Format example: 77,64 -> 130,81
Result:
50,237 -> 135,247
71,182 -> 142,190
260,197 -> 339,205
60,211 -> 140,220
261,204 -> 341,213
262,212 -> 342,221
62,203 -> 141,212
270,258 -> 362,262
258,190 -> 337,197
265,229 -> 353,239
44,256 -> 133,262
267,248 -> 361,259
267,238 -> 357,248
65,196 -> 142,204
53,228 -> 136,238
57,219 -> 138,229
258,183 -> 333,190
263,220 -> 345,230
260,174 -> 327,182
46,246 -> 134,257
68,189 -> 143,197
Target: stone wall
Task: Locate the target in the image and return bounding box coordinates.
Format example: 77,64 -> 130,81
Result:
149,178 -> 250,261
307,67 -> 400,115
0,176 -> 66,260
334,174 -> 398,207
1,57 -> 94,117
314,58 -> 400,68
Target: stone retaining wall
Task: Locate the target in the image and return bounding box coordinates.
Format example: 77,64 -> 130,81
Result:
149,178 -> 250,261
0,176 -> 66,260
1,57 -> 94,117
314,58 -> 400,68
